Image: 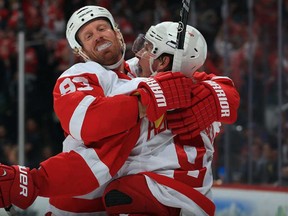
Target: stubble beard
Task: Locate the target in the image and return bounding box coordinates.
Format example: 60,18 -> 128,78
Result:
89,46 -> 122,66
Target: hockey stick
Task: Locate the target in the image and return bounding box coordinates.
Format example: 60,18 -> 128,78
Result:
172,0 -> 193,72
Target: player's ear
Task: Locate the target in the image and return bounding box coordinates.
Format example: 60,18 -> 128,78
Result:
158,55 -> 171,71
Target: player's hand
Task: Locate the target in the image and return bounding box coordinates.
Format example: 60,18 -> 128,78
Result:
133,72 -> 193,122
0,164 -> 39,209
167,79 -> 240,140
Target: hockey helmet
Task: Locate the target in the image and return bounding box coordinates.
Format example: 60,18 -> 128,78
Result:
144,21 -> 207,77
66,5 -> 117,53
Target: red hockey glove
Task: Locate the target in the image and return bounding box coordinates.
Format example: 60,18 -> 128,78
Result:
192,71 -> 216,82
133,72 -> 193,123
167,79 -> 240,140
0,164 -> 39,209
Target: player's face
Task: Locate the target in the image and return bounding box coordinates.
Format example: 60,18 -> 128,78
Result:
135,41 -> 161,77
78,19 -> 123,66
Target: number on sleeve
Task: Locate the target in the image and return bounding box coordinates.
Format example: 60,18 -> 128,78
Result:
59,77 -> 93,95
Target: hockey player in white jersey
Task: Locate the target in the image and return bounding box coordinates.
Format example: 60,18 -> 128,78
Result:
102,22 -> 239,216
0,6 -> 239,216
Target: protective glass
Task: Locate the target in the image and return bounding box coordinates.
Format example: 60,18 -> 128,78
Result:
132,34 -> 145,53
132,34 -> 155,59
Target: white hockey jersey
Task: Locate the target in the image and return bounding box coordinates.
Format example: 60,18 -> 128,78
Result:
40,59 -> 238,215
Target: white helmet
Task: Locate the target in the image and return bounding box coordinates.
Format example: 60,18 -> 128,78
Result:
144,21 -> 207,77
66,5 -> 126,69
66,5 -> 116,52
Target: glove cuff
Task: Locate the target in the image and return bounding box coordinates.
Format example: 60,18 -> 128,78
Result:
202,80 -> 230,121
131,88 -> 151,107
10,165 -> 39,209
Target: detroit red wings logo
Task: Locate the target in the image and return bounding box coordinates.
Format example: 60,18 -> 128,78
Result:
146,120 -> 167,141
187,31 -> 194,37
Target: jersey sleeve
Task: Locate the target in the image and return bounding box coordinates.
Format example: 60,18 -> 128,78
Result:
33,124 -> 141,198
53,71 -> 139,144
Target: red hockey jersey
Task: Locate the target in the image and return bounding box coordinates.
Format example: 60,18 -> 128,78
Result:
37,59 -> 239,215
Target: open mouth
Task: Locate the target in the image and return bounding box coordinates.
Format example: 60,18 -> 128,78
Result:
96,42 -> 112,51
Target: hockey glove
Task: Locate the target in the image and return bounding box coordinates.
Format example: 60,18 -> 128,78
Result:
192,71 -> 216,82
167,78 -> 240,140
133,72 -> 193,123
0,164 -> 39,209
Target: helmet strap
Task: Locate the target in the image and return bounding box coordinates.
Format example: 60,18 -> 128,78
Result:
103,28 -> 126,70
149,57 -> 157,76
104,48 -> 125,70
77,48 -> 91,62
75,28 -> 127,70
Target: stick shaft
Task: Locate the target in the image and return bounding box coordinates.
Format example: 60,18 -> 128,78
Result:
172,0 -> 192,72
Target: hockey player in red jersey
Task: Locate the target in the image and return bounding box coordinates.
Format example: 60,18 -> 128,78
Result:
0,6 -> 239,216
102,22 -> 240,216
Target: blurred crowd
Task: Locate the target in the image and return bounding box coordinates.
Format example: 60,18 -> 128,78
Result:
0,0 -> 288,186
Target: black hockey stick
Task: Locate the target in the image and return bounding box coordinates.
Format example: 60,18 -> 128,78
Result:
172,0 -> 193,72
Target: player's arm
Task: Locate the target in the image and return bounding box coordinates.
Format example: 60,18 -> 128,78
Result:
53,73 -> 140,144
54,72 -> 193,143
167,71 -> 240,140
0,152 -> 100,210
0,122 -> 141,209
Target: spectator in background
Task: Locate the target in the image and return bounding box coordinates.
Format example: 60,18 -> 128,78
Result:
6,0 -> 19,30
239,133 -> 265,184
24,46 -> 38,91
22,0 -> 43,35
25,117 -> 43,168
0,123 -> 18,166
259,141 -> 278,185
41,145 -> 54,161
53,38 -> 73,75
43,1 -> 65,40
239,131 -> 279,185
0,124 -> 12,164
0,0 -> 9,29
